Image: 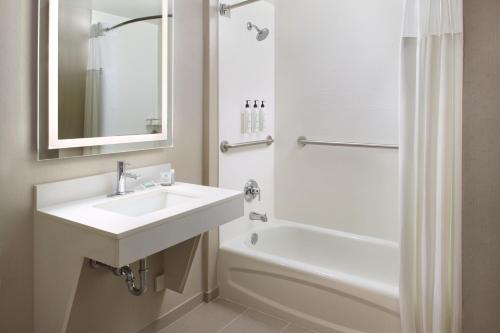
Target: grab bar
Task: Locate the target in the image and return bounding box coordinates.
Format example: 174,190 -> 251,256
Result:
297,136 -> 399,150
220,136 -> 274,153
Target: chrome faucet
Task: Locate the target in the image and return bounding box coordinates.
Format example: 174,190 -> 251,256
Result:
244,180 -> 261,202
110,161 -> 139,196
250,211 -> 268,222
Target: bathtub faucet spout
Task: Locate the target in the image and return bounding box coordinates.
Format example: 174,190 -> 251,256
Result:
250,211 -> 268,222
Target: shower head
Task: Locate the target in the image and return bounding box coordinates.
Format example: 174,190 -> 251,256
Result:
247,22 -> 269,41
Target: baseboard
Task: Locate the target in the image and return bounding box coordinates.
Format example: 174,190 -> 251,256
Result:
203,287 -> 220,303
137,288 -> 220,333
137,292 -> 203,333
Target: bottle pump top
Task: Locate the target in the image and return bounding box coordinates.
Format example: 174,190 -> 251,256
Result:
245,100 -> 251,108
253,100 -> 259,108
261,101 -> 265,108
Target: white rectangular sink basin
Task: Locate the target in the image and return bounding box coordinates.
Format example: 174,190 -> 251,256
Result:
95,190 -> 198,217
35,164 -> 243,267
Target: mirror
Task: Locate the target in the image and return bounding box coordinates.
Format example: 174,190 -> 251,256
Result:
38,0 -> 173,160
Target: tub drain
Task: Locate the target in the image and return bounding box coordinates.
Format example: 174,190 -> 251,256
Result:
251,233 -> 258,245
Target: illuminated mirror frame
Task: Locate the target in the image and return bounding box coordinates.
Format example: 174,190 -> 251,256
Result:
47,0 -> 169,149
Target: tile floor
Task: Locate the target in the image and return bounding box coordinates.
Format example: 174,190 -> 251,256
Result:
158,298 -> 317,333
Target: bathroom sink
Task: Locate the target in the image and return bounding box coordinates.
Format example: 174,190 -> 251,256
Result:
34,164 -> 244,333
95,190 -> 198,217
35,164 -> 244,266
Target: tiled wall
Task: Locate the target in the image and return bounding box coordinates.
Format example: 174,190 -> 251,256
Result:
218,0 -> 275,244
273,0 -> 402,241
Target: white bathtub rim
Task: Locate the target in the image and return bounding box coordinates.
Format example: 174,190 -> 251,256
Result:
220,220 -> 400,313
221,219 -> 399,249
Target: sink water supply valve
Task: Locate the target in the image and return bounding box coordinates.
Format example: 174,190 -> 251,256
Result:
89,258 -> 148,296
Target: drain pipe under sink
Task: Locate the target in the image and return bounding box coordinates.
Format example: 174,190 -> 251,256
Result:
89,258 -> 148,296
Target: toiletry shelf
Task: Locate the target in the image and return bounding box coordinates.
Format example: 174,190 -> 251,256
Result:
220,136 -> 274,153
297,136 -> 399,150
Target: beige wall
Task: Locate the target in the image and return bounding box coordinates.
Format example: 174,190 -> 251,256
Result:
463,0 -> 500,332
0,0 -> 204,332
58,0 -> 90,140
202,0 -> 221,295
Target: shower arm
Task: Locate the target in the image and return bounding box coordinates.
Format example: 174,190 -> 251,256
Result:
247,22 -> 260,31
220,0 -> 262,17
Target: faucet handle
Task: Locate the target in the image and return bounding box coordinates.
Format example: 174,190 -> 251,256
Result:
251,187 -> 261,201
124,172 -> 140,180
244,180 -> 261,202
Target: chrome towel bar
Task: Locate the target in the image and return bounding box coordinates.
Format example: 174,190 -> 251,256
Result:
297,136 -> 399,150
220,136 -> 274,153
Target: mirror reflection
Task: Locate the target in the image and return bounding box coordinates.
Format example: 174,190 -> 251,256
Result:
38,0 -> 174,160
58,0 -> 164,140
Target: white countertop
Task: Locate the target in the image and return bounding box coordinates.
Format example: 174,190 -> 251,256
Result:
37,182 -> 242,239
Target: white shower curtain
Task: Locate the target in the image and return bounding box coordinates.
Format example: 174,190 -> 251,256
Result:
83,23 -> 105,154
399,0 -> 463,332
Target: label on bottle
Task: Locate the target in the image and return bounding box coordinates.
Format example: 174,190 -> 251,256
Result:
241,110 -> 246,134
253,108 -> 260,133
246,109 -> 252,133
259,108 -> 265,131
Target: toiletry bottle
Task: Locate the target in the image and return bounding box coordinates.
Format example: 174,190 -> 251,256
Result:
242,100 -> 251,134
259,100 -> 266,131
170,169 -> 176,185
252,100 -> 260,133
245,100 -> 252,134
160,168 -> 172,186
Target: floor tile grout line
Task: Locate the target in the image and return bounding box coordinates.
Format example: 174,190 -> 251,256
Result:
232,306 -> 291,332
216,307 -> 249,333
218,297 -> 248,311
159,302 -> 205,332
226,305 -> 318,333
159,297 -> 315,333
247,306 -> 291,325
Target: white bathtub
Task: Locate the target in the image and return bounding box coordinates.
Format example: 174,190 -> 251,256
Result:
218,220 -> 401,333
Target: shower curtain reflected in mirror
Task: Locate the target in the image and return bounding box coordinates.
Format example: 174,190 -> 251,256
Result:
83,23 -> 105,154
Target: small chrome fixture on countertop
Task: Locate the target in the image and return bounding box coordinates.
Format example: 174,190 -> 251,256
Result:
220,136 -> 274,153
297,136 -> 399,150
110,161 -> 139,197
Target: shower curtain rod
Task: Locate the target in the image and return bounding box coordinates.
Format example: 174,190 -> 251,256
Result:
220,0 -> 261,17
106,14 -> 173,32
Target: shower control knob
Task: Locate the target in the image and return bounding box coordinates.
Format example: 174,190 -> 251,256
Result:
244,180 -> 261,202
